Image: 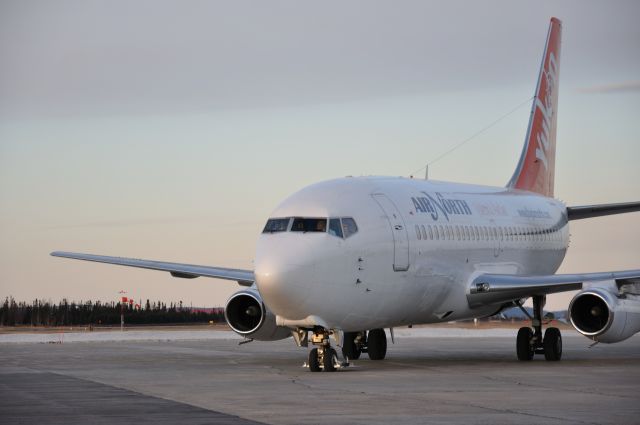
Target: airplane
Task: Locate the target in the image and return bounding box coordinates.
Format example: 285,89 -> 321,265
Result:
52,18 -> 640,372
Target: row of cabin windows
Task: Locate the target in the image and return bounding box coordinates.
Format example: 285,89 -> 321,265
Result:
414,223 -> 563,243
263,217 -> 358,239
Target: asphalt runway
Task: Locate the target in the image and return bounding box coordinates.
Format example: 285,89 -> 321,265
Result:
1,330 -> 639,425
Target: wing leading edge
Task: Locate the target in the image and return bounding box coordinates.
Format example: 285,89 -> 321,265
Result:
50,251 -> 254,286
468,270 -> 640,308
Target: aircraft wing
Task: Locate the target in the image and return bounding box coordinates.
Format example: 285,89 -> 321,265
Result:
467,270 -> 640,308
51,251 -> 254,286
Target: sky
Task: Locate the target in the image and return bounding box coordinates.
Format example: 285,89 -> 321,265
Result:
0,0 -> 639,311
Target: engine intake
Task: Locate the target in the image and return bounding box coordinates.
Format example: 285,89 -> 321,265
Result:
226,291 -> 264,334
569,291 -> 612,335
569,286 -> 640,343
224,289 -> 290,341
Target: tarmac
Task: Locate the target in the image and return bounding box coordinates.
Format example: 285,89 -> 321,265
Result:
1,327 -> 639,425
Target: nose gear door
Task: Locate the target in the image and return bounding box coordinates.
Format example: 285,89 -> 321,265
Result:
372,193 -> 410,271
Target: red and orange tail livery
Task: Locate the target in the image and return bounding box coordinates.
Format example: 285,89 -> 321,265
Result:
508,18 -> 562,197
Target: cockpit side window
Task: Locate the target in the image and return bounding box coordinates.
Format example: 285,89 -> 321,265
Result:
262,218 -> 290,233
328,218 -> 343,238
291,217 -> 327,232
341,217 -> 358,238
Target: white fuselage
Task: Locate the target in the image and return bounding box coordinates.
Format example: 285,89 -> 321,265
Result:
254,177 -> 569,332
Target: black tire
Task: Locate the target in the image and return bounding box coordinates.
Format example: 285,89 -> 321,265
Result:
342,332 -> 361,360
516,327 -> 534,361
308,348 -> 321,372
323,348 -> 337,372
543,327 -> 562,361
367,328 -> 387,360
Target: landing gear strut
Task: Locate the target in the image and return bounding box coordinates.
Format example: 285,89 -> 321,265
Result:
516,295 -> 562,361
308,327 -> 339,372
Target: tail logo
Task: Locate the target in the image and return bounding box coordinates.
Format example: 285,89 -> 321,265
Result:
535,52 -> 559,171
507,17 -> 561,198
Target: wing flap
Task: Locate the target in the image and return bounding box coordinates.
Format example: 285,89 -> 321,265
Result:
468,270 -> 640,308
51,251 -> 254,286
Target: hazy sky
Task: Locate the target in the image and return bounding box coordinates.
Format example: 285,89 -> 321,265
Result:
1,1 -> 639,310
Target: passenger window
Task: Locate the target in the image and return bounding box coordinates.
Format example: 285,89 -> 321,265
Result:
291,218 -> 327,233
455,226 -> 461,240
428,225 -> 434,240
421,225 -> 427,240
328,218 -> 343,238
416,225 -> 421,240
341,218 -> 358,238
263,218 -> 290,233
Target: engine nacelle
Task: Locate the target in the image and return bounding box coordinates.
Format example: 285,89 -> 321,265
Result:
224,288 -> 291,341
569,286 -> 640,343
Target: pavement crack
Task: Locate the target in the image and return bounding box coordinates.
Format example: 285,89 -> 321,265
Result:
481,374 -> 636,401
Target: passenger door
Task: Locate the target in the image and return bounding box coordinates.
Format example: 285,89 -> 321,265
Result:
372,193 -> 410,271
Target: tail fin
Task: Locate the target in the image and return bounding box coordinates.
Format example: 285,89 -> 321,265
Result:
507,18 -> 562,197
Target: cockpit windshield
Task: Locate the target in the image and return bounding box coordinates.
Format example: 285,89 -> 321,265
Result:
262,216 -> 358,238
263,218 -> 290,233
291,218 -> 327,232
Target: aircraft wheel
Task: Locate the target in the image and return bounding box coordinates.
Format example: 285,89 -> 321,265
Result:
342,332 -> 361,360
323,348 -> 337,372
543,327 -> 562,361
516,327 -> 534,361
308,348 -> 321,372
367,328 -> 387,360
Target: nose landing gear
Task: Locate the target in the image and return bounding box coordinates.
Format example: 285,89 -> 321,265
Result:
307,327 -> 389,371
516,295 -> 562,361
308,328 -> 340,372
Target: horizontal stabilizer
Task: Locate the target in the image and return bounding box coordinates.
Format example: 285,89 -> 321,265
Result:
567,201 -> 640,220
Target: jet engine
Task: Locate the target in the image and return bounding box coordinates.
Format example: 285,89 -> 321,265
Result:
569,285 -> 640,343
224,288 -> 291,341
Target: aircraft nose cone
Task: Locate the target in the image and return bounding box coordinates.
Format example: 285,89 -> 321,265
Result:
254,256 -> 313,320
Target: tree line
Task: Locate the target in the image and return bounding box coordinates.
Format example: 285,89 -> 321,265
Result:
0,297 -> 225,326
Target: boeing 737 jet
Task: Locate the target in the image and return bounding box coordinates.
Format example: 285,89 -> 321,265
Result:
53,18 -> 640,371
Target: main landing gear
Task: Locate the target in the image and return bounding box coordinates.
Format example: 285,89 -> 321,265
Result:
342,329 -> 387,361
516,295 -> 562,361
308,328 -> 389,372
